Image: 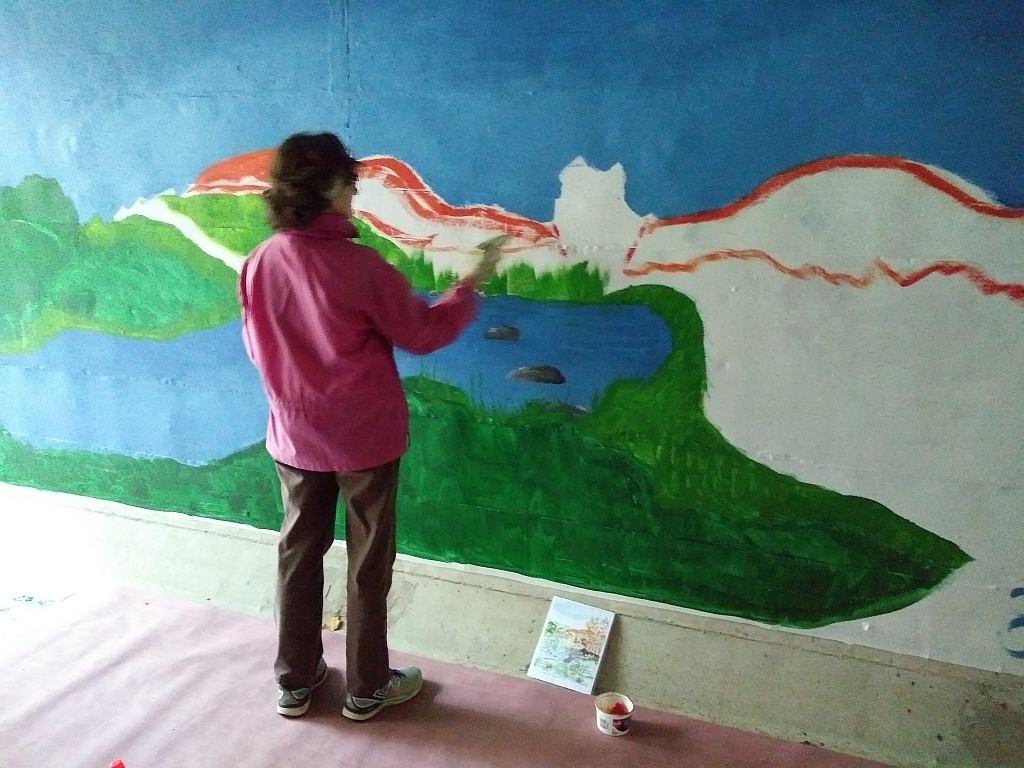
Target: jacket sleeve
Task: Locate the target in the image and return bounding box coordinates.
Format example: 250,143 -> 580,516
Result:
368,259 -> 479,355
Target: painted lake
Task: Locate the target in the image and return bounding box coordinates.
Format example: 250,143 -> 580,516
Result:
0,296 -> 671,464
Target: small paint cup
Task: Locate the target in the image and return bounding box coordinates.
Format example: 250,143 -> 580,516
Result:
594,692 -> 634,736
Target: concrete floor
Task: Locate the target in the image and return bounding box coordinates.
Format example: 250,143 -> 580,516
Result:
1,481 -> 1022,767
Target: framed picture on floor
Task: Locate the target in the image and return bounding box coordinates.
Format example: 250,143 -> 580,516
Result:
527,596 -> 615,694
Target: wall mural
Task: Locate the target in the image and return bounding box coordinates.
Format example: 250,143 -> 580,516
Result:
1,0 -> 1021,673
6,145 -> 1022,630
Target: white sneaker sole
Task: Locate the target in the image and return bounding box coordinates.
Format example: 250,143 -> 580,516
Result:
342,683 -> 422,721
277,698 -> 311,717
277,663 -> 329,717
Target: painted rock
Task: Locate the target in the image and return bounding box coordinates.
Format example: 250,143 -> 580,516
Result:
484,325 -> 521,341
506,365 -> 566,384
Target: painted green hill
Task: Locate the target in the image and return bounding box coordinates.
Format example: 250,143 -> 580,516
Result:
0,177 -> 238,354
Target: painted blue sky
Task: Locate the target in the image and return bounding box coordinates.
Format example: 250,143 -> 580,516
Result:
1,0 -> 1021,221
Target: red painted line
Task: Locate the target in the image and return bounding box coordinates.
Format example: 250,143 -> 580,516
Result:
197,152 -> 1024,233
193,150 -> 1023,304
884,261 -> 1024,301
644,155 -> 1024,233
356,210 -> 552,255
624,250 -> 1024,304
196,150 -> 1024,238
550,224 -> 568,258
193,150 -> 559,242
361,157 -> 558,241
354,209 -> 436,248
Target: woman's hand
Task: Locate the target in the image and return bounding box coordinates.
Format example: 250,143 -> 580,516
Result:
463,235 -> 509,289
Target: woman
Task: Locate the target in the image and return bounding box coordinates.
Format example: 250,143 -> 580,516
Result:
239,132 -> 502,720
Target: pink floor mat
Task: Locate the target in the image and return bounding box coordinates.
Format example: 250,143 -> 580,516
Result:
0,588 -> 890,768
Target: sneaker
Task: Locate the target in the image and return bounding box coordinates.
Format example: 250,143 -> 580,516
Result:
342,666 -> 423,721
277,657 -> 329,717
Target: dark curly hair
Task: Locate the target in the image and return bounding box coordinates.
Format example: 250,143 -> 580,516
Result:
264,132 -> 360,230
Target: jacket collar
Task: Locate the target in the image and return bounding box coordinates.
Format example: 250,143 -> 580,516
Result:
286,212 -> 357,240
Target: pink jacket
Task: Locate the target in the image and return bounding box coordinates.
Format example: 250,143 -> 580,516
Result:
239,213 -> 478,471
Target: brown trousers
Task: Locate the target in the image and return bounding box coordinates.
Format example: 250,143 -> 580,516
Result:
273,458 -> 400,697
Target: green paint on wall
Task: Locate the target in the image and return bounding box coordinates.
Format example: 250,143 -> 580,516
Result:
401,288 -> 970,627
162,193 -> 273,255
0,430 -> 282,530
0,178 -> 238,353
352,215 -> 607,301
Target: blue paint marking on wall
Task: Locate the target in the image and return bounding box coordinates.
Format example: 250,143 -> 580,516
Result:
1008,587 -> 1024,660
1,0 -> 1021,221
